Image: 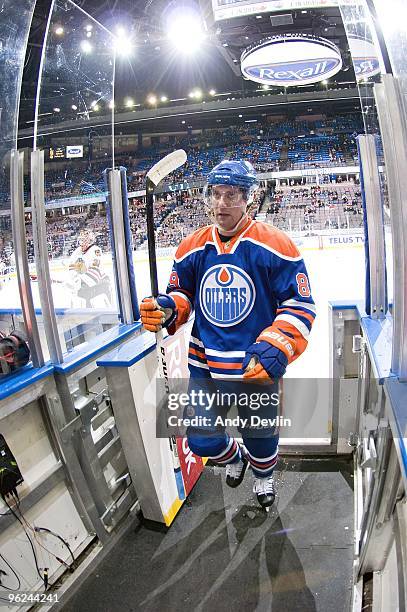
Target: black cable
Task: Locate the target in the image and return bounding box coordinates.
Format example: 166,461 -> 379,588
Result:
0,552 -> 21,591
33,528 -> 75,568
11,494 -> 75,570
1,497 -> 45,588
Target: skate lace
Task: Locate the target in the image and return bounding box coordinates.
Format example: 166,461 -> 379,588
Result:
253,476 -> 275,495
226,460 -> 244,479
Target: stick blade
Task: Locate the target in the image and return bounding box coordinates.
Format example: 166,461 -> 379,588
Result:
146,149 -> 187,186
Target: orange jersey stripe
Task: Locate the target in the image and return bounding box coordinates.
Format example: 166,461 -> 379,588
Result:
206,360 -> 242,370
188,347 -> 206,359
276,307 -> 315,325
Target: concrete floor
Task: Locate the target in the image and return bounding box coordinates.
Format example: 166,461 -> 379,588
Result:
61,456 -> 354,612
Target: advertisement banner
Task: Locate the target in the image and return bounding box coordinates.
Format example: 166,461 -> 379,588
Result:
176,437 -> 204,496
160,321 -> 205,496
66,145 -> 84,159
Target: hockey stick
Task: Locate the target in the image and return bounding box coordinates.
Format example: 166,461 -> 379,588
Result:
145,150 -> 188,502
146,149 -> 187,301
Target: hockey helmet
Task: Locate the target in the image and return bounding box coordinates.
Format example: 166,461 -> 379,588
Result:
204,159 -> 258,208
78,229 -> 96,248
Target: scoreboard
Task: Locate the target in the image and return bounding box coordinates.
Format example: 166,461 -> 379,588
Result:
49,146 -> 65,160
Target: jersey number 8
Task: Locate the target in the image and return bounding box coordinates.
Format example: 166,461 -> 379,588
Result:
296,273 -> 311,297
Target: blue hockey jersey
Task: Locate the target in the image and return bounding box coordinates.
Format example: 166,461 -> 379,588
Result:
166,218 -> 316,379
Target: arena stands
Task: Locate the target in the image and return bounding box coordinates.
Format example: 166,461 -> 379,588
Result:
263,181 -> 363,232
0,114 -> 363,209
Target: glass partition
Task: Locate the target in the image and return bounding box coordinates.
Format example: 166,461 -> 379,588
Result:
339,0 -> 391,313
32,0 -> 120,356
0,0 -> 36,369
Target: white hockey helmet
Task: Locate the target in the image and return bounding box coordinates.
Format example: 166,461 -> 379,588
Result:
78,229 -> 96,249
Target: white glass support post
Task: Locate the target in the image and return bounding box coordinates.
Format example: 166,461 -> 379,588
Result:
31,149 -> 63,364
10,150 -> 44,367
375,76 -> 407,381
107,169 -> 134,324
357,135 -> 388,320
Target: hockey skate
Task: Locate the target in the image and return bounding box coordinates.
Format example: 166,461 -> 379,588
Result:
253,474 -> 276,511
226,453 -> 248,488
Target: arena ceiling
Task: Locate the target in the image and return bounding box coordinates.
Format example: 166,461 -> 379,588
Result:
20,0 -> 363,134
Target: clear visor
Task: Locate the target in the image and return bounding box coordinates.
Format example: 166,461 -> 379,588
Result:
203,184 -> 256,209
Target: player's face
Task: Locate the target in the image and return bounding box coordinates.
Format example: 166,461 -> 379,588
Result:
210,185 -> 246,231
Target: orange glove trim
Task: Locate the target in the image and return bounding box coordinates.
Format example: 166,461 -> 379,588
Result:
242,362 -> 273,381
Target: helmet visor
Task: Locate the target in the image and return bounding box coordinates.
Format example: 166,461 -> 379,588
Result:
203,184 -> 255,209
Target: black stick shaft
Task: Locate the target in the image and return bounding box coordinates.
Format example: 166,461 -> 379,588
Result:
146,177 -> 159,298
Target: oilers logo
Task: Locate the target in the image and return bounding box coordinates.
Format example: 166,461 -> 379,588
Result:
199,264 -> 256,327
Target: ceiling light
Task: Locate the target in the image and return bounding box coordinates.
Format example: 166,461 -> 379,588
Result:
113,27 -> 134,56
108,100 -> 114,109
182,120 -> 186,124
167,13 -> 205,55
239,114 -> 243,118
53,107 -> 60,113
147,95 -> 157,105
55,26 -> 64,36
71,104 -> 77,110
160,95 -> 168,102
125,98 -> 135,107
93,104 -> 99,111
80,40 -> 92,54
85,24 -> 93,32
209,89 -> 216,96
255,15 -> 262,19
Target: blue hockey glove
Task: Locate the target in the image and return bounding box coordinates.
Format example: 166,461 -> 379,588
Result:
242,341 -> 288,380
140,294 -> 177,332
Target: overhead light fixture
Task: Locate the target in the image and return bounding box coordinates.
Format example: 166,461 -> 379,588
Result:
55,26 -> 64,36
108,100 -> 114,109
125,98 -> 135,107
239,114 -> 243,118
71,104 -> 77,110
160,95 -> 168,102
147,95 -> 157,105
114,27 -> 134,56
209,89 -> 216,96
53,107 -> 60,113
167,12 -> 205,55
93,104 -> 100,111
181,120 -> 186,124
80,40 -> 92,54
255,15 -> 262,19
189,89 -> 202,99
85,24 -> 93,32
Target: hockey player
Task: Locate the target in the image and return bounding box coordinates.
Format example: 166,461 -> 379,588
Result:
140,160 -> 316,509
67,229 -> 112,308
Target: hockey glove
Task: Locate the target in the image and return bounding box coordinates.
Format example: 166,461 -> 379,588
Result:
242,341 -> 288,381
140,294 -> 177,332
